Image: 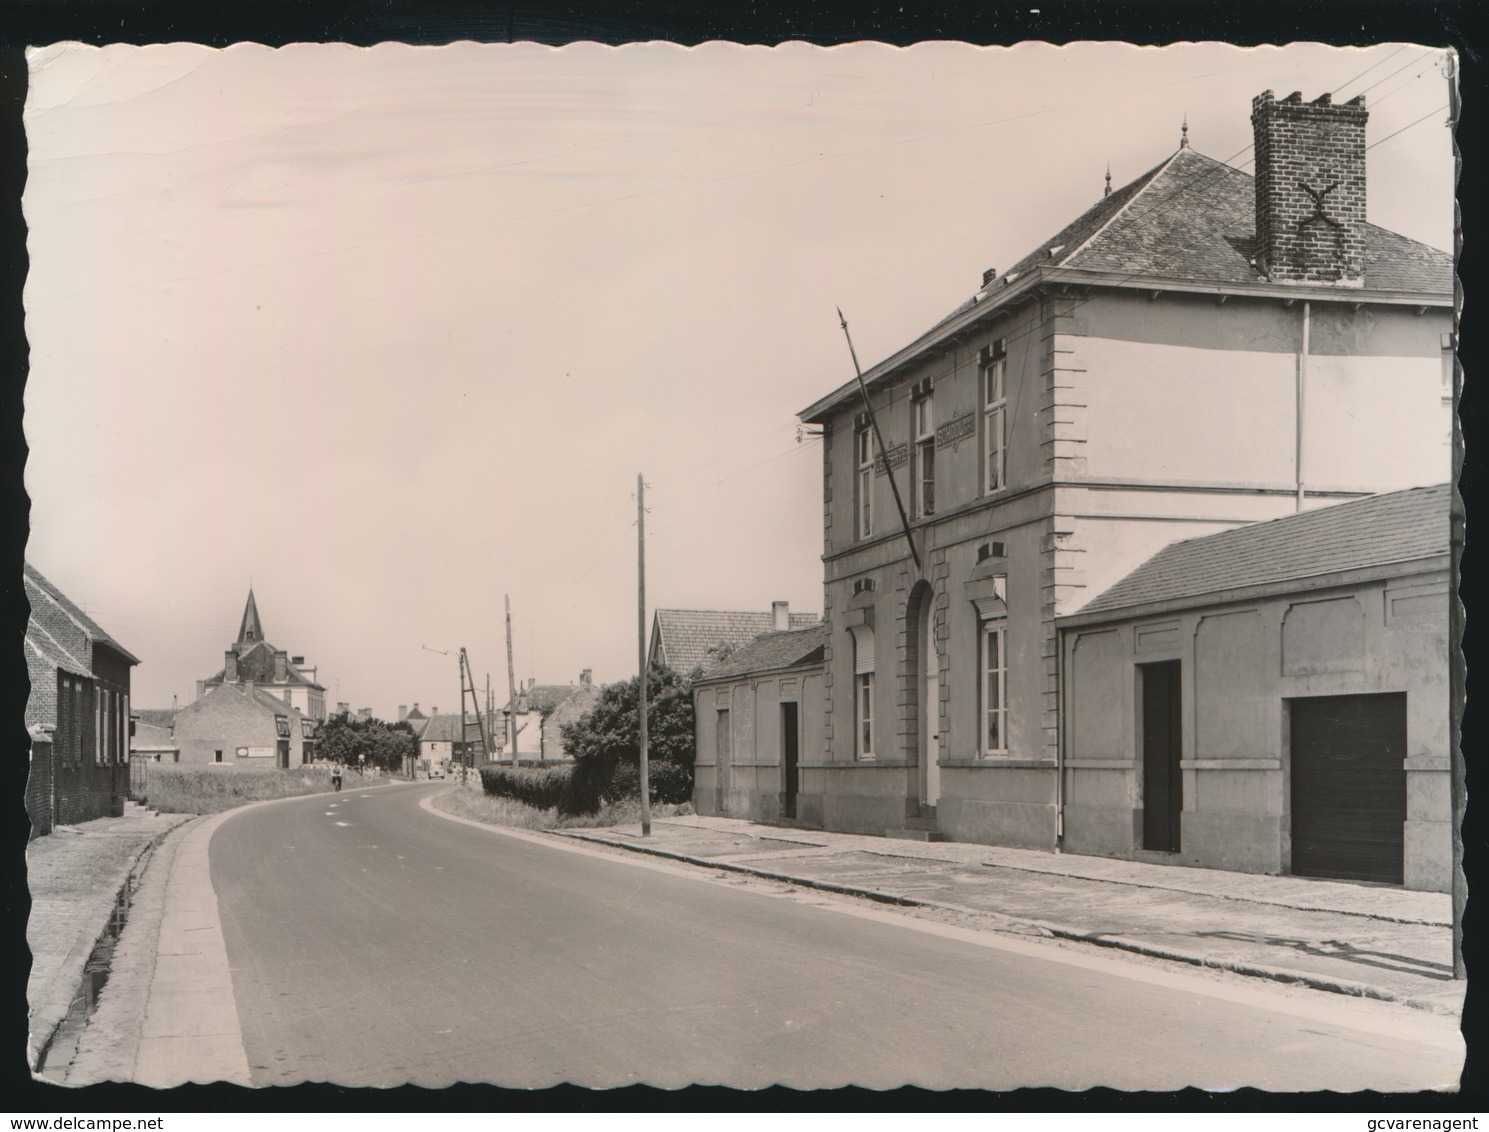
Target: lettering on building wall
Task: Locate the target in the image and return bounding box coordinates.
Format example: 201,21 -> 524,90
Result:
935,412 -> 976,450
874,444 -> 907,476
240,746 -> 275,758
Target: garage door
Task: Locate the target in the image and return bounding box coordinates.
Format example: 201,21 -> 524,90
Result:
1290,693 -> 1407,885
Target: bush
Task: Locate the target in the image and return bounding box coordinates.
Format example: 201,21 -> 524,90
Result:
480,763 -> 573,809
605,760 -> 692,805
558,664 -> 695,815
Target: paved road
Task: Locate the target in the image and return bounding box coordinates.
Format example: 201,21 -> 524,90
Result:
211,784 -> 1463,1090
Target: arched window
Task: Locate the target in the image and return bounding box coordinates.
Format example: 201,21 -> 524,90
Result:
971,578 -> 1008,757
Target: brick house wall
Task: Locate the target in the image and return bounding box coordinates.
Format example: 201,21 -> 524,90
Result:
26,736 -> 54,839
173,683 -> 306,767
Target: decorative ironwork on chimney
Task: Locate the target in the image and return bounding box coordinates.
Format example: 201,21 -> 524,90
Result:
1251,89 -> 1368,286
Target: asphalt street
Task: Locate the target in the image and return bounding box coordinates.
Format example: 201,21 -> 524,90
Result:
210,783 -> 1463,1091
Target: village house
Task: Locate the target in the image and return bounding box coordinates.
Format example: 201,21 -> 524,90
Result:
170,682 -> 314,769
500,671 -> 601,761
649,604 -> 819,679
165,589 -> 326,767
691,622 -> 828,823
792,89 -> 1452,866
1057,484 -> 1451,891
24,562 -> 138,835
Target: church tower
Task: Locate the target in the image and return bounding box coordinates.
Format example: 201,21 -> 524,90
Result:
237,588 -> 265,647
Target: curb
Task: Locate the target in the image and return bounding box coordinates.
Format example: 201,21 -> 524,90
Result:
553,830 -> 1462,1017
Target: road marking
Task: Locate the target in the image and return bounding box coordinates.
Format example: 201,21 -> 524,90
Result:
418,794 -> 1463,1053
335,821 -> 350,827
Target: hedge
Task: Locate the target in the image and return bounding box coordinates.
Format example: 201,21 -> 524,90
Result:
479,763 -> 573,810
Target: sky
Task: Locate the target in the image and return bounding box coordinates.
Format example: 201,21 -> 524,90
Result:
21,39 -> 1457,720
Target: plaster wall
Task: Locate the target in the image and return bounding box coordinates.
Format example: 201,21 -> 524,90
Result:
692,666 -> 825,823
1073,293 -> 1449,492
1057,569 -> 1450,889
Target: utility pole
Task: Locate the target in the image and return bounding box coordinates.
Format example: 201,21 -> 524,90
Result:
638,473 -> 651,837
459,648 -> 490,772
505,594 -> 519,766
838,307 -> 921,572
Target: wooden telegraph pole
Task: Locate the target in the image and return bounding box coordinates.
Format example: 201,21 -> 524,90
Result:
637,473 -> 651,837
505,594 -> 519,766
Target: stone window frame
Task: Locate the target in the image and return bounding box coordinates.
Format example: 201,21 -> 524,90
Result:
912,388 -> 935,519
981,338 -> 1007,495
855,423 -> 874,540
849,622 -> 877,760
980,618 -> 1008,756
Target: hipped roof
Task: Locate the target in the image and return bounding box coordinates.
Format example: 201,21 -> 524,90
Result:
803,146 -> 1453,422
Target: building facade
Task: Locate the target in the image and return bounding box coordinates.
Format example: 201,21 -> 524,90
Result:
796,91 -> 1452,849
692,624 -> 828,824
23,562 -> 138,833
170,681 -> 314,768
1057,485 -> 1451,891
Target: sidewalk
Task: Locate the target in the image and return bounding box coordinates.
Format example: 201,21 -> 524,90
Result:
555,815 -> 1464,1016
26,805 -> 195,1074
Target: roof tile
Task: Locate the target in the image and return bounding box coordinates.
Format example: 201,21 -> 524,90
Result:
1075,484 -> 1450,618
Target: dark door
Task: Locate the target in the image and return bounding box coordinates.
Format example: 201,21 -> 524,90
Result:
715,709 -> 731,815
1141,661 -> 1183,852
781,702 -> 799,819
1290,693 -> 1407,885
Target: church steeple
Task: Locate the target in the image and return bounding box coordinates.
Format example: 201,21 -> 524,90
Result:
237,588 -> 265,647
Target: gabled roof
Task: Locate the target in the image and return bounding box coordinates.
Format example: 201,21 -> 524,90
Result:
135,707 -> 179,728
650,609 -> 821,677
504,683 -> 593,716
24,561 -> 139,666
420,713 -> 484,744
693,623 -> 830,685
803,145 -> 1453,422
249,685 -> 304,718
180,679 -> 305,721
1067,484 -> 1450,623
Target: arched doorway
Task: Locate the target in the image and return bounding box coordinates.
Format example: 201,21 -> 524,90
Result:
908,582 -> 940,809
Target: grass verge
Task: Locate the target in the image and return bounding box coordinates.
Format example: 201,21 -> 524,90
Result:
431,784 -> 693,830
139,765 -> 392,814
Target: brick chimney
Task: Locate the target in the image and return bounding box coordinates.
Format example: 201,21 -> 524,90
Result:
273,652 -> 288,681
580,668 -> 592,687
772,600 -> 790,631
1251,89 -> 1368,286
398,704 -> 407,720
224,650 -> 239,682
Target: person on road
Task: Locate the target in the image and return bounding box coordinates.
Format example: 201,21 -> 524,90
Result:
331,763 -> 343,791
357,751 -> 366,776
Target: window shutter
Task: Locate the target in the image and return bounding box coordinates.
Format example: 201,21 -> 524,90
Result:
972,594 -> 1008,621
850,625 -> 876,674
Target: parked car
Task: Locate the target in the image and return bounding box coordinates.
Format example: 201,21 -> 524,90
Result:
428,763 -> 445,779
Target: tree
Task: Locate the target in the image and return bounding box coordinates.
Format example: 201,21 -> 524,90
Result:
316,712 -> 419,773
559,664 -> 695,812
